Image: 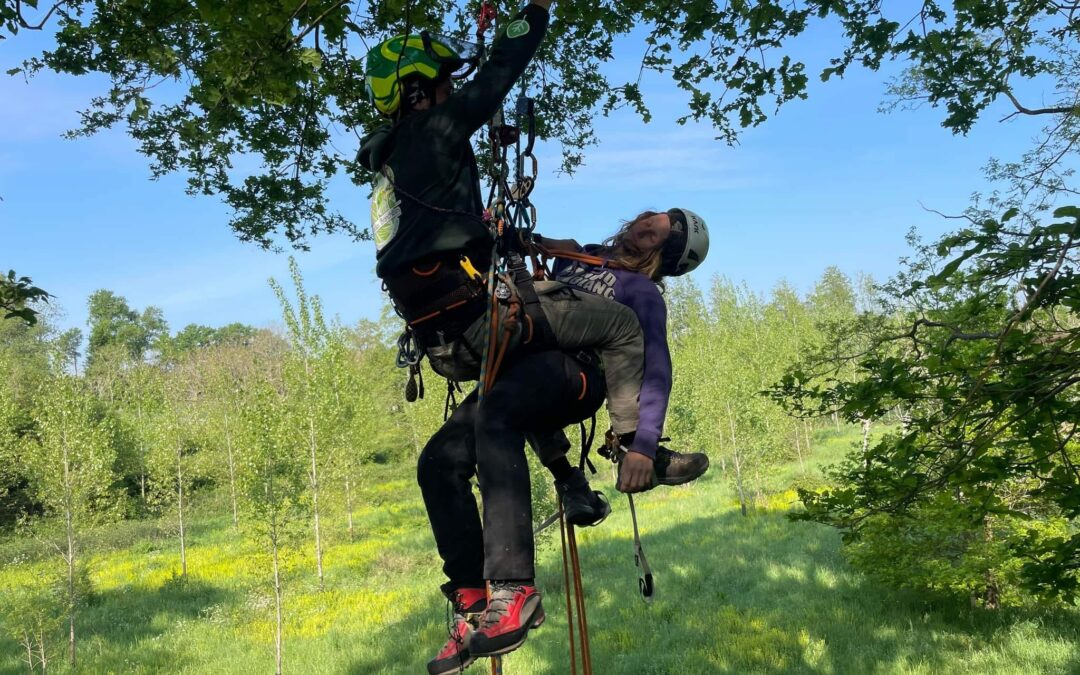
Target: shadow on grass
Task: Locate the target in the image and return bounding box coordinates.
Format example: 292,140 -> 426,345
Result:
340,503 -> 1080,674
77,577 -> 234,672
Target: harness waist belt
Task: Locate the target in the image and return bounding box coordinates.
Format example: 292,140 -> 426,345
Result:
383,253 -> 489,343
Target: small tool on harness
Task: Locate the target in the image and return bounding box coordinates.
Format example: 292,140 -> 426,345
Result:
405,362 -> 424,402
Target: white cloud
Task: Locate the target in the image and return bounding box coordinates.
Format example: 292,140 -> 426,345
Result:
124,237 -> 369,316
537,126 -> 762,193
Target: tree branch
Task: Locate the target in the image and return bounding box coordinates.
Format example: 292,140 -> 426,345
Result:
14,0 -> 68,30
1001,89 -> 1078,120
291,0 -> 350,47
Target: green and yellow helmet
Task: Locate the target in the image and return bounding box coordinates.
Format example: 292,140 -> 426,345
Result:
365,33 -> 467,116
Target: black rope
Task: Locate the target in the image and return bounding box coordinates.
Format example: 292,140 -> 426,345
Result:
578,415 -> 597,474
443,379 -> 463,420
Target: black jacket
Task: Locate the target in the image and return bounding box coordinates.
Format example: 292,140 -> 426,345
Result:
358,4 -> 549,278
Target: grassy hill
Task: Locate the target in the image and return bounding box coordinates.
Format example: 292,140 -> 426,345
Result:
1,430 -> 1078,674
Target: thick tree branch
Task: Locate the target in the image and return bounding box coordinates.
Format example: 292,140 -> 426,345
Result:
1002,90 -> 1079,120
14,0 -> 68,30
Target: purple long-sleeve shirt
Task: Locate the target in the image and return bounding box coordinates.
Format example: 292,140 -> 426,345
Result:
553,246 -> 671,459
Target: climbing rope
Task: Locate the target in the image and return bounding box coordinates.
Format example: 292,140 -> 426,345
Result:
558,503 -> 593,675
559,421 -> 599,675
477,91 -> 540,401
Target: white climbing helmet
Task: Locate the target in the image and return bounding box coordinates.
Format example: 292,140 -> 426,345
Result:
661,208 -> 710,277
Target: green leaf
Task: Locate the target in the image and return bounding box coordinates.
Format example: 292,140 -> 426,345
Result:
299,48 -> 322,70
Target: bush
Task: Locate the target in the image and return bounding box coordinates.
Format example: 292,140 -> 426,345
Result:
842,491 -> 1071,609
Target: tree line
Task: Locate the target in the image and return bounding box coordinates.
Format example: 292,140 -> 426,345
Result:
1,257 -> 874,672
4,230 -> 1078,672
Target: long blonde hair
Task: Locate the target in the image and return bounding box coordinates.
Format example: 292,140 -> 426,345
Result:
599,211 -> 664,281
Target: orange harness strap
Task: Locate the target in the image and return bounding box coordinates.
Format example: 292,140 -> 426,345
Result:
532,244 -> 624,271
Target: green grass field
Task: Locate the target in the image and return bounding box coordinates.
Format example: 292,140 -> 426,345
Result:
2,430 -> 1078,674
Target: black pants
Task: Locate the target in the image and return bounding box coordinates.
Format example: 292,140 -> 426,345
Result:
417,351 -> 606,591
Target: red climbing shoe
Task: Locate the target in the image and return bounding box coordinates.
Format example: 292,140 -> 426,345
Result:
468,582 -> 545,658
427,587 -> 487,675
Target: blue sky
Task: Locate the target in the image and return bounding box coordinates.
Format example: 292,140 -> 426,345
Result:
1,13 -> 1058,338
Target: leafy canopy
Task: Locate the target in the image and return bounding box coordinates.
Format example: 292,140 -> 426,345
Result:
6,0 -> 1077,247
775,205 -> 1080,603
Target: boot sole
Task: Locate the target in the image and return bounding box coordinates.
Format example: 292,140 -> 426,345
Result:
428,654 -> 475,675
470,603 -> 545,657
565,493 -> 611,528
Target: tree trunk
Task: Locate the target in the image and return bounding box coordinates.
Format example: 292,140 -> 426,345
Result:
345,474 -> 355,542
794,427 -> 805,471
136,403 -> 147,509
37,632 -> 47,675
982,517 -> 1001,610
407,419 -> 422,454
265,453 -> 287,673
61,425 -> 76,671
833,411 -> 840,432
272,527 -> 285,673
177,445 -> 187,578
267,459 -> 285,675
726,403 -> 748,517
22,631 -> 33,673
860,417 -> 872,470
802,420 -> 813,456
308,415 -> 324,590
732,452 -> 748,517
224,411 -> 239,529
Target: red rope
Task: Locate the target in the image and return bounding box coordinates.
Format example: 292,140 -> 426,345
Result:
567,525 -> 593,675
559,502 -> 579,675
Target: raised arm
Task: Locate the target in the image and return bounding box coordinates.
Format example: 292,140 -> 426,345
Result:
534,233 -> 582,253
428,3 -> 551,141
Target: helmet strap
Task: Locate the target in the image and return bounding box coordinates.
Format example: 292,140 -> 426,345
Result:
401,73 -> 451,114
403,77 -> 431,110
